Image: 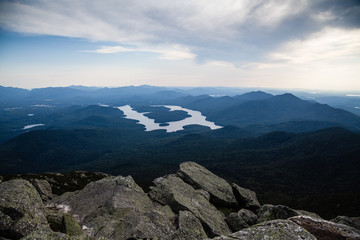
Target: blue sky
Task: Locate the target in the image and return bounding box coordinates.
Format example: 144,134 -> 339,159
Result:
0,0 -> 359,90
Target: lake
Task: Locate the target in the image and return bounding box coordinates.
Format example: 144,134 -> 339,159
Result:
117,105 -> 222,132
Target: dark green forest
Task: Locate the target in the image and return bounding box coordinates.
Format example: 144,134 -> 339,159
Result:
1,85 -> 360,219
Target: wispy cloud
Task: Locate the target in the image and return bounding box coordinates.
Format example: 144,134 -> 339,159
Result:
87,45 -> 196,60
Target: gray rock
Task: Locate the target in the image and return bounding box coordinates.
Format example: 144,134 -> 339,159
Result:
170,211 -> 207,240
20,230 -> 106,240
257,204 -> 299,223
148,174 -> 231,237
196,189 -> 211,201
61,213 -> 83,236
0,179 -> 50,239
45,208 -> 64,232
295,210 -> 322,219
226,209 -> 257,231
208,219 -> 316,240
30,179 -> 53,202
290,215 -> 360,240
231,183 -> 260,211
177,162 -> 237,207
50,175 -> 176,240
331,215 -> 360,231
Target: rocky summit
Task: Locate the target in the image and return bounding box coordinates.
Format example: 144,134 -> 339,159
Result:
1,162 -> 359,240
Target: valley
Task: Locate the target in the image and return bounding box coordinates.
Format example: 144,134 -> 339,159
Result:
0,85 -> 360,219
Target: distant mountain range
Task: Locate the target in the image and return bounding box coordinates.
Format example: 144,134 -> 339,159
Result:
1,85 -> 360,218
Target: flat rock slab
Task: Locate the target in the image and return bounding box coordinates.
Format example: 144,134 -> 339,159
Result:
290,216 -> 360,240
148,174 -> 231,237
208,219 -> 316,240
50,175 -> 176,240
177,161 -> 237,207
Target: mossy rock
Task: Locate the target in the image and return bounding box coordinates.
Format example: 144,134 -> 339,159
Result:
61,214 -> 83,236
0,179 -> 50,239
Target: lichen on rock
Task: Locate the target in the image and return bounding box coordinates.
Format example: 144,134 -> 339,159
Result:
0,179 -> 50,239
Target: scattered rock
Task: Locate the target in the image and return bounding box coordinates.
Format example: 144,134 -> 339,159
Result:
0,179 -> 50,239
30,179 -> 53,202
226,209 -> 257,231
231,183 -> 260,211
170,210 -> 207,240
331,215 -> 360,231
208,219 -> 316,240
50,175 -> 176,240
257,204 -> 299,223
148,174 -> 231,237
290,215 -> 360,240
177,162 -> 237,207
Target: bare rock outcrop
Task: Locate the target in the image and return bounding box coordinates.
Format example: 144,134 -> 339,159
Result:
30,179 -> 53,202
0,179 -> 50,239
231,183 -> 260,211
226,209 -> 257,232
177,162 -> 237,207
148,174 -> 231,237
208,219 -> 316,240
50,175 -> 176,240
290,215 -> 360,240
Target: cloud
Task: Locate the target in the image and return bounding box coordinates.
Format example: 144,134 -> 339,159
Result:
268,27 -> 360,64
0,0 -> 359,64
87,44 -> 196,60
206,61 -> 235,68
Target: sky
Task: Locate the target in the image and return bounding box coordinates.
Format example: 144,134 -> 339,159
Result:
0,0 -> 359,91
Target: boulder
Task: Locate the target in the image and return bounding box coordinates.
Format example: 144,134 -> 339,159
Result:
46,208 -> 64,232
289,215 -> 360,240
257,204 -> 299,223
30,179 -> 53,202
331,216 -> 360,231
226,209 -> 257,231
231,183 -> 260,211
148,174 -> 231,237
0,179 -> 50,239
170,210 -> 207,240
50,175 -> 176,240
295,210 -> 322,219
208,219 -> 316,240
177,162 -> 237,207
61,213 -> 83,236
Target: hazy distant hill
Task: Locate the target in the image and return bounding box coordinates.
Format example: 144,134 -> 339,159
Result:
179,93 -> 360,131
